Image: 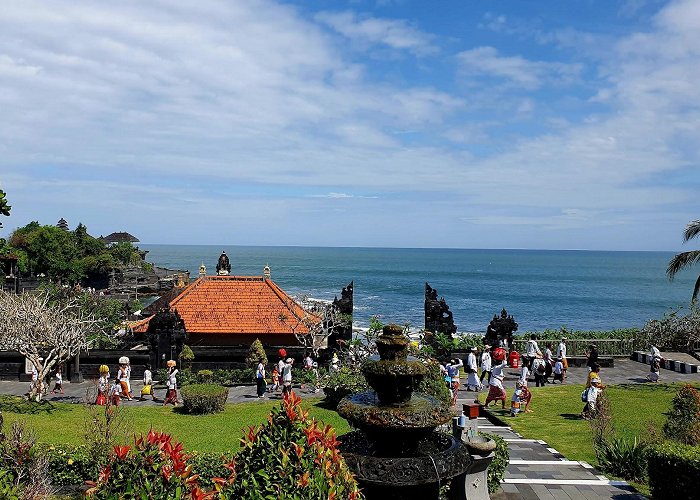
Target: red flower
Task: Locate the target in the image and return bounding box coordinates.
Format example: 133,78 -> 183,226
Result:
162,465 -> 173,481
112,445 -> 130,460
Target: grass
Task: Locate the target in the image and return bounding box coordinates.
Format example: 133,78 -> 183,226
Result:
488,382 -> 699,496
0,395 -> 350,453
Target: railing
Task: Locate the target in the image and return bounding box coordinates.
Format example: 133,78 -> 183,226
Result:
511,338 -> 636,357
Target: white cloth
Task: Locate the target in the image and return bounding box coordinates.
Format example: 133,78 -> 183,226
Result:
532,358 -> 546,375
282,362 -> 292,383
55,372 -> 62,384
544,348 -> 553,365
143,369 -> 152,385
586,386 -> 599,405
519,365 -> 530,385
480,352 -> 491,372
526,340 -> 541,357
304,356 -> 313,369
256,362 -> 265,379
98,375 -> 109,393
167,369 -> 178,389
650,346 -> 661,358
553,361 -> 563,375
557,342 -> 567,359
278,359 -> 286,375
447,359 -> 463,382
490,361 -> 506,388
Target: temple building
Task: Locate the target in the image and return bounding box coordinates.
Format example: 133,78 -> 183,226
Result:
132,254 -> 320,348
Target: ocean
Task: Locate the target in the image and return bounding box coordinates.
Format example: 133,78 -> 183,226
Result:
140,245 -> 696,333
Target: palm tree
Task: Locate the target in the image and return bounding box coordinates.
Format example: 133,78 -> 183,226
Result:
667,219 -> 700,302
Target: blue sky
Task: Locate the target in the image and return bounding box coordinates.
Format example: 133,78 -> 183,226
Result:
0,0 -> 698,250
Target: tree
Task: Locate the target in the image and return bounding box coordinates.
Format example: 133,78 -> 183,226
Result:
245,338 -> 268,368
0,189 -> 10,228
667,219 -> 700,302
287,297 -> 348,358
0,290 -> 93,401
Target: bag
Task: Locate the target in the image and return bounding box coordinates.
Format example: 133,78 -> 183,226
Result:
581,389 -> 588,402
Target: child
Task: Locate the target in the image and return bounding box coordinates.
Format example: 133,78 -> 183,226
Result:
532,358 -> 547,387
140,364 -> 156,401
270,366 -> 280,392
581,377 -> 602,419
647,349 -> 662,382
553,357 -> 564,383
51,366 -> 64,395
479,346 -> 492,387
96,365 -> 109,405
312,362 -> 320,393
510,382 -> 524,416
109,378 -> 122,406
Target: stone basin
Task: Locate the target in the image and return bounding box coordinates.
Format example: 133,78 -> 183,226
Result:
465,435 -> 497,457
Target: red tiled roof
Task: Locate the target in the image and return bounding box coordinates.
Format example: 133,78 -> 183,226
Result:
132,275 -> 318,336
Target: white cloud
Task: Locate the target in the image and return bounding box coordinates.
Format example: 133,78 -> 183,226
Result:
457,46 -> 582,89
315,10 -> 437,56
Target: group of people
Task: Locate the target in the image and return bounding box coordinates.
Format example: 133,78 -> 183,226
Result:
258,349 -> 327,397
95,357 -> 179,407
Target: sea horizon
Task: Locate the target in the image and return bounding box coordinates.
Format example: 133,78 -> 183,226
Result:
139,245 -> 695,334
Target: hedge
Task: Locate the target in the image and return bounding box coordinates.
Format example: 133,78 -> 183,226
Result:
481,432 -> 509,493
647,441 -> 700,498
181,384 -> 228,415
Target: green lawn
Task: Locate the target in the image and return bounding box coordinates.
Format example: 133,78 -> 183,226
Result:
0,396 -> 351,453
488,382 -> 698,496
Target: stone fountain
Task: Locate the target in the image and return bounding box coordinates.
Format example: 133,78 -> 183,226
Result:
337,324 -> 494,499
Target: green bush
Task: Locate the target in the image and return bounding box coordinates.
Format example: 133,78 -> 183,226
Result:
181,384 -> 228,415
480,433 -> 509,494
85,431 -> 200,498
211,392 -> 362,499
416,359 -> 451,405
197,369 -> 214,384
595,436 -> 648,481
663,384 -> 700,445
38,443 -> 101,487
0,469 -> 21,500
187,451 -> 231,489
323,366 -> 369,407
647,441 -> 700,498
245,338 -> 268,368
180,344 -> 195,369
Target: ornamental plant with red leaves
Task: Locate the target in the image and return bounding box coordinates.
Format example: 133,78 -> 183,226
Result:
208,391 -> 362,500
85,430 -> 200,499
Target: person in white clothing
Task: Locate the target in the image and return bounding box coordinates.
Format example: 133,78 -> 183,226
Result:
479,346 -> 492,387
446,358 -> 464,404
556,338 -> 568,379
484,359 -> 507,408
282,358 -> 294,396
465,347 -> 480,392
525,334 -> 542,370
553,358 -> 564,383
519,363 -> 530,386
581,377 -> 602,419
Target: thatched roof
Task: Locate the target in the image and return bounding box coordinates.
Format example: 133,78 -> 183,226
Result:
100,231 -> 139,244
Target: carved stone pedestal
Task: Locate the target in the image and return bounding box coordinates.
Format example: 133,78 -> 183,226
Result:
449,451 -> 494,500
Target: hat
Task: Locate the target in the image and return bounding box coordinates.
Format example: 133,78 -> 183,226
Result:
99,365 -> 109,375
166,359 -> 176,368
561,337 -> 567,341
118,356 -> 129,365
591,377 -> 601,384
278,348 -> 287,358
286,358 -> 293,363
470,346 -> 477,351
483,344 -> 491,350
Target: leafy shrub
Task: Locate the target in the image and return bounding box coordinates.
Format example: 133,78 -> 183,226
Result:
0,414 -> 52,498
595,436 -> 648,481
85,430 -> 200,498
480,433 -> 509,493
294,365 -> 327,385
181,383 -> 228,415
0,469 -> 21,500
663,384 -> 700,445
323,366 -> 368,407
416,359 -> 451,405
197,369 -> 214,384
38,443 -> 101,487
180,345 -> 195,369
647,441 -> 700,498
637,306 -> 700,352
245,338 -> 268,368
211,392 -> 362,499
187,451 -> 231,489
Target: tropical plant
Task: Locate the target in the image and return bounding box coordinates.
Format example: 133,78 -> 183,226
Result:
180,345 -> 195,369
637,306 -> 700,353
0,189 -> 10,228
181,384 -> 228,415
85,430 -> 200,498
663,384 -> 700,445
210,392 -> 362,499
0,413 -> 53,498
667,219 -> 700,302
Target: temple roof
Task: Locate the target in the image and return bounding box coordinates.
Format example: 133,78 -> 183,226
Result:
100,231 -> 139,244
131,275 -> 318,335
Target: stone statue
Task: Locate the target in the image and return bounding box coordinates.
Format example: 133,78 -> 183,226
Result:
424,283 -> 457,337
329,281 -> 353,347
485,308 -> 518,350
216,251 -> 231,275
